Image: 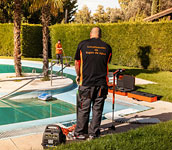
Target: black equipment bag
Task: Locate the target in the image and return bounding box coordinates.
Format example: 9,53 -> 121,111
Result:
42,124 -> 66,148
117,75 -> 135,91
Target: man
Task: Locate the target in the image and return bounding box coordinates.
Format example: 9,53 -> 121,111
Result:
55,40 -> 63,64
74,27 -> 112,140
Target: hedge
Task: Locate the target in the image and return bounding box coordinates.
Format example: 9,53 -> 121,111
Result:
21,24 -> 43,58
0,22 -> 172,71
50,24 -> 93,59
0,23 -> 43,58
0,24 -> 14,56
50,22 -> 172,71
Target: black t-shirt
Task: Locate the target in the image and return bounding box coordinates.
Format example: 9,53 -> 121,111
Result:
74,38 -> 112,86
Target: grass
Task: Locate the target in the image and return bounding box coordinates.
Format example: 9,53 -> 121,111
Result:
51,120 -> 172,150
108,64 -> 172,102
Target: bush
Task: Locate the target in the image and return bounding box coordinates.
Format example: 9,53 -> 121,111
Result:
50,24 -> 94,59
21,24 -> 43,58
50,22 -> 172,71
0,24 -> 14,56
0,23 -> 43,58
1,22 -> 172,71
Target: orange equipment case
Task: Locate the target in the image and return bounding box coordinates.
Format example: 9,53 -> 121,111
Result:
128,91 -> 157,102
108,85 -> 128,96
108,89 -> 128,96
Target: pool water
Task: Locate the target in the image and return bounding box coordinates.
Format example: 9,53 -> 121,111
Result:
0,64 -> 76,81
0,63 -> 150,130
0,98 -> 76,126
0,64 -> 76,126
0,64 -> 43,74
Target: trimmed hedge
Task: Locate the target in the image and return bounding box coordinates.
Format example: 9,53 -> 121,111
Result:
50,24 -> 93,59
0,22 -> 172,71
0,24 -> 14,56
21,24 -> 43,58
0,23 -> 43,58
50,22 -> 172,71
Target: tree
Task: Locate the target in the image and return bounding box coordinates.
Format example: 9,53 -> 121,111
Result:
65,0 -> 78,22
155,0 -> 172,13
23,0 -> 77,24
1,0 -> 76,24
51,0 -> 77,24
30,0 -> 64,78
13,0 -> 23,77
0,0 -> 13,23
151,0 -> 158,15
93,5 -> 108,23
109,8 -> 124,23
0,1 -> 41,24
123,0 -> 172,21
118,0 -> 131,12
1,0 -> 26,77
124,0 -> 152,21
74,5 -> 92,24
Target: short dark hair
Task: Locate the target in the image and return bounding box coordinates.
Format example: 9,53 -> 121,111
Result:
58,39 -> 61,42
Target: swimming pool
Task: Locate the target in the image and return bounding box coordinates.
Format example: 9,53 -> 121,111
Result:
0,98 -> 76,126
0,59 -> 150,132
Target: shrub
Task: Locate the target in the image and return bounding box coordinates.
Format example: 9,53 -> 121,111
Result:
0,24 -> 14,56
21,24 -> 43,58
50,22 -> 172,71
1,22 -> 172,71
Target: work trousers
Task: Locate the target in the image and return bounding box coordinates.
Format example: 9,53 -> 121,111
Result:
74,85 -> 108,137
56,54 -> 63,64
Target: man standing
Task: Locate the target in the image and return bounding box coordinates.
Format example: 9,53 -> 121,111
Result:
55,40 -> 63,64
74,27 -> 112,140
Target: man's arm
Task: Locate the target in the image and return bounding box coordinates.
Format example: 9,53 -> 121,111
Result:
75,60 -> 80,76
107,44 -> 112,63
74,42 -> 82,84
75,60 -> 80,84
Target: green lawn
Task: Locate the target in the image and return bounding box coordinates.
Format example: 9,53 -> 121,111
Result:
108,64 -> 172,102
53,120 -> 172,150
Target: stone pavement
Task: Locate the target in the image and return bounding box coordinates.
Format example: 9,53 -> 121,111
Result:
0,73 -> 73,95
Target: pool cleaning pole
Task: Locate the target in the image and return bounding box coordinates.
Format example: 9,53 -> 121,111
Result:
51,61 -> 53,86
111,72 -> 116,130
111,69 -> 125,130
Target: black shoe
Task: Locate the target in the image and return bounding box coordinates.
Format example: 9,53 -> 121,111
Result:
76,134 -> 86,140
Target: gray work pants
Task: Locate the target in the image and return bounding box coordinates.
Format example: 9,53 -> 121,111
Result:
74,85 -> 108,137
56,54 -> 63,64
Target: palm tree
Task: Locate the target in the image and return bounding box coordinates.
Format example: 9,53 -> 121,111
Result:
2,0 -> 24,77
13,0 -> 22,77
30,0 -> 64,78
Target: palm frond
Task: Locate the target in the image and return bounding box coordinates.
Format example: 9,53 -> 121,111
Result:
28,0 -> 64,16
50,0 -> 64,16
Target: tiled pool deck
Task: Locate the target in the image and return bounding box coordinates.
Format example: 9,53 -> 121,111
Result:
0,59 -> 172,150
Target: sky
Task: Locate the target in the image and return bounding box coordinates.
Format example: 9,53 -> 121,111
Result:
77,0 -> 120,14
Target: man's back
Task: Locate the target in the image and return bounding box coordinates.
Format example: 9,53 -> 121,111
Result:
75,38 -> 112,86
56,43 -> 62,54
74,27 -> 112,140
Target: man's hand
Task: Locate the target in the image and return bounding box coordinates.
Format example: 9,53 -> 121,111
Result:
76,76 -> 80,85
